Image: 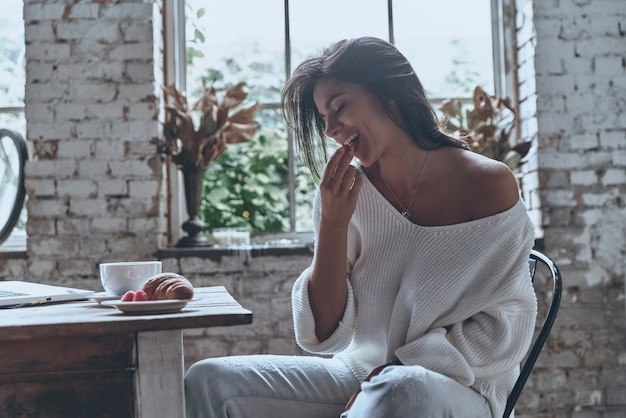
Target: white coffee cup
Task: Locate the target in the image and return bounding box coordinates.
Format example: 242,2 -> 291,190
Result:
99,261 -> 162,296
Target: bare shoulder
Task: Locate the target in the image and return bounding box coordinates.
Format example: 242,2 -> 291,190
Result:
458,149 -> 520,218
430,147 -> 520,221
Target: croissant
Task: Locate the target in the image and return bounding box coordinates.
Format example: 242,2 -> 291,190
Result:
142,272 -> 194,300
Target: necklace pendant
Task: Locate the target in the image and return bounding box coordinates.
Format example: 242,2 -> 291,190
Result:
401,210 -> 411,218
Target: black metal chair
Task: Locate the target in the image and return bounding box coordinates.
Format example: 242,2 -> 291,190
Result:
503,249 -> 563,417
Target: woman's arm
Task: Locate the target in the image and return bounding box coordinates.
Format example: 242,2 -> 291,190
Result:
308,145 -> 362,341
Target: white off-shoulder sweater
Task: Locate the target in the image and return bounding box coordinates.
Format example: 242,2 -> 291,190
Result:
292,170 -> 537,418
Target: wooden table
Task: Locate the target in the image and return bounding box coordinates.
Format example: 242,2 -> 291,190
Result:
0,286 -> 252,418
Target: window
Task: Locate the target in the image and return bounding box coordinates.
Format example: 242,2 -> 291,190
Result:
0,0 -> 27,250
165,0 -> 502,243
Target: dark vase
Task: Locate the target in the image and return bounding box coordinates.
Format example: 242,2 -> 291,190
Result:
176,165 -> 215,247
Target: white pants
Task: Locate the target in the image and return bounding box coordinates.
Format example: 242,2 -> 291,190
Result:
184,355 -> 493,418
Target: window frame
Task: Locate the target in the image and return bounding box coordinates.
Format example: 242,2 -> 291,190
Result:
163,0 -> 511,246
0,0 -> 27,252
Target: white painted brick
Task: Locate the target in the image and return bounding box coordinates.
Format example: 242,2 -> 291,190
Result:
569,133 -> 599,150
538,92 -> 567,112
564,57 -> 593,75
104,237 -> 158,258
536,74 -> 576,95
125,102 -> 158,120
590,13 -> 626,38
57,62 -> 126,82
28,259 -> 57,277
72,41 -> 110,62
24,4 -> 67,21
519,74 -> 537,101
25,103 -> 54,123
57,218 -> 91,236
102,4 -> 154,20
99,179 -> 129,196
27,198 -> 68,217
25,159 -> 76,178
565,92 -> 598,112
110,120 -> 159,139
26,43 -> 72,61
574,74 -> 611,92
517,57 -> 537,88
571,170 -> 598,185
24,23 -> 55,42
26,179 -> 56,197
75,121 -> 113,139
518,94 -> 538,120
57,179 -> 98,198
77,239 -> 109,259
129,217 -> 158,234
117,83 -> 158,101
538,150 -> 613,169
600,130 -> 626,149
26,219 -> 56,236
602,169 -> 626,185
77,159 -> 109,178
575,37 -> 626,58
127,141 -> 159,156
125,62 -> 156,82
25,83 -> 67,103
611,150 -> 626,165
68,83 -> 117,103
533,16 -> 561,37
30,237 -> 80,257
536,38 -> 575,61
54,104 -> 89,121
68,3 -> 100,19
55,21 -> 120,42
69,198 -> 109,217
94,140 -> 126,158
84,103 -> 128,120
91,217 -> 127,233
25,62 -> 56,83
108,159 -> 154,178
582,188 -> 621,206
120,22 -> 153,42
520,116 -> 538,139
129,179 -> 159,198
595,56 -> 625,75
536,110 -> 570,134
26,122 -> 73,141
109,44 -> 155,61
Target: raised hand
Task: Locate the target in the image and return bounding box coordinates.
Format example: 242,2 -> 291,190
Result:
318,145 -> 363,228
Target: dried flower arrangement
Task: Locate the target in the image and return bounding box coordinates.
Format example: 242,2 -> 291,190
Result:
160,82 -> 260,168
440,86 -> 531,169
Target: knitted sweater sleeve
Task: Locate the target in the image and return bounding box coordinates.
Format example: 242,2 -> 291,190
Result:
291,188 -> 358,354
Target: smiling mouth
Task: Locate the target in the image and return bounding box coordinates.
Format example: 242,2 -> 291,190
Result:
343,132 -> 359,148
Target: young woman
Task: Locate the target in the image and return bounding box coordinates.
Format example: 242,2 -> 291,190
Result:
185,36 -> 537,418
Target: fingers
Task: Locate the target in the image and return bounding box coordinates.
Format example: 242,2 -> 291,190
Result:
322,145 -> 353,183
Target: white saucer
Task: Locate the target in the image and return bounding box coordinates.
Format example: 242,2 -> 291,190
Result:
101,299 -> 190,315
90,292 -> 121,304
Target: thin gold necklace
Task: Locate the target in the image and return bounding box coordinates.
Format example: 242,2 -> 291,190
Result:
380,151 -> 431,219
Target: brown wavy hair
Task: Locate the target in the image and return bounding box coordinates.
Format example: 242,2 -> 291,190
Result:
281,36 -> 467,180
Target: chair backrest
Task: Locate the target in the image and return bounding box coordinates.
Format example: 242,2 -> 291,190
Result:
503,249 -> 563,418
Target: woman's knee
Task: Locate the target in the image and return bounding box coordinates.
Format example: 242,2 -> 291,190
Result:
185,358 -> 239,402
351,366 -> 475,418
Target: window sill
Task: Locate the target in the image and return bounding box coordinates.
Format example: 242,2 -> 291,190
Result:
156,232 -> 315,260
0,233 -> 27,258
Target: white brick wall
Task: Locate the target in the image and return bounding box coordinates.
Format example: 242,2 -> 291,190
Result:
22,0 -> 165,275
516,0 -> 626,415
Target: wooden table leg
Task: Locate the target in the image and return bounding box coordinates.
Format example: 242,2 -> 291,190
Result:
136,330 -> 185,418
